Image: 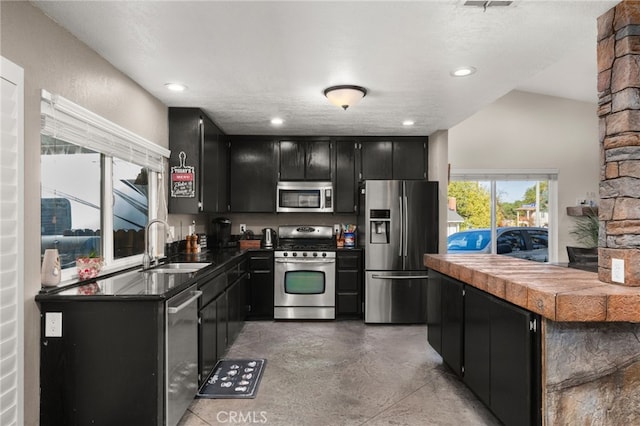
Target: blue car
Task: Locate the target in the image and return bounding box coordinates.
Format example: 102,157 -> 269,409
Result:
447,227 -> 548,262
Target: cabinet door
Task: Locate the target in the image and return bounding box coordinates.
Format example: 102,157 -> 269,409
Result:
335,141 -> 358,213
336,251 -> 362,318
305,140 -> 332,180
229,138 -> 277,212
441,276 -> 464,376
168,108 -> 202,214
227,272 -> 248,346
426,271 -> 442,354
202,117 -> 228,213
198,300 -> 218,385
463,286 -> 492,406
490,298 -> 535,426
215,292 -> 228,360
361,141 -> 392,180
393,139 -> 427,180
247,252 -> 274,320
279,140 -> 305,180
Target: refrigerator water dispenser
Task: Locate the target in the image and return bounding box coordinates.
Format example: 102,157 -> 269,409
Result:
370,209 -> 390,244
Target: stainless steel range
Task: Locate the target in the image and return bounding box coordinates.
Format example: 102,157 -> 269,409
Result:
274,225 -> 336,320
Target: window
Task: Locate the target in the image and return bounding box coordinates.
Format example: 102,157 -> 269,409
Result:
40,90 -> 169,280
448,170 -> 558,263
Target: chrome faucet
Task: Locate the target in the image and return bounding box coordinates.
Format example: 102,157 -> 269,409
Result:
143,219 -> 170,269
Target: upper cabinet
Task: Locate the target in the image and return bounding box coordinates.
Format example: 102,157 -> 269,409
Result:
229,136 -> 278,212
360,138 -> 427,181
334,141 -> 359,213
279,140 -> 332,181
168,108 -> 227,214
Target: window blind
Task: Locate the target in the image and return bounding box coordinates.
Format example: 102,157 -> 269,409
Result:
40,90 -> 169,172
450,168 -> 558,181
0,56 -> 24,426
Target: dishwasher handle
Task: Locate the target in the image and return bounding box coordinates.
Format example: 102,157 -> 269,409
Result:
168,290 -> 202,314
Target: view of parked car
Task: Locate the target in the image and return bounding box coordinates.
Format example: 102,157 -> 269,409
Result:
447,227 -> 548,262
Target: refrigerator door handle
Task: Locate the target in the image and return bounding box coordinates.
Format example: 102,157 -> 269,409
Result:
398,195 -> 403,258
403,194 -> 409,258
371,274 -> 430,280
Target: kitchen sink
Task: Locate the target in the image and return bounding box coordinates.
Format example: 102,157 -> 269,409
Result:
145,262 -> 211,274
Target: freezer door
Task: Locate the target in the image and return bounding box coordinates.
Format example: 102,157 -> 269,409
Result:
364,271 -> 429,323
364,180 -> 402,270
404,181 -> 439,270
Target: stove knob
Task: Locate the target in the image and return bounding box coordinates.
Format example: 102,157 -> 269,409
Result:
292,252 -> 297,257
303,252 -> 307,257
322,252 -> 327,257
313,252 -> 318,257
283,252 -> 288,257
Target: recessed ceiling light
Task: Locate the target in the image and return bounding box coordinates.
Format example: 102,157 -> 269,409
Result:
164,83 -> 187,92
271,118 -> 284,125
450,67 -> 477,77
403,120 -> 415,126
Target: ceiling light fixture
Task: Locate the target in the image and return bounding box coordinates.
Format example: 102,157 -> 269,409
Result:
403,120 -> 415,126
271,118 -> 284,125
450,67 -> 477,77
324,85 -> 367,110
165,83 -> 187,92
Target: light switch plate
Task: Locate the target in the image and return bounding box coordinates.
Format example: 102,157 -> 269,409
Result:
45,312 -> 62,337
612,258 -> 625,283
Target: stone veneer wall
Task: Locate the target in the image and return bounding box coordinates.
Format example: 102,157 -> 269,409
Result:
597,1 -> 640,286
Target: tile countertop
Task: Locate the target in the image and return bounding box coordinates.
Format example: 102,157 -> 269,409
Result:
424,254 -> 640,323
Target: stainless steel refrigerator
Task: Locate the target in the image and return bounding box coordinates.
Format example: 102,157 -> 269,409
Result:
358,180 -> 439,323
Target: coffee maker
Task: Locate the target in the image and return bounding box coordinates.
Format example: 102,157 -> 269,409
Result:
210,217 -> 232,248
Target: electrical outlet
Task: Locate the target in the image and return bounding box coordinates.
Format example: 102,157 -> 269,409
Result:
45,312 -> 62,337
239,224 -> 247,233
612,258 -> 625,283
168,226 -> 175,241
334,224 -> 341,235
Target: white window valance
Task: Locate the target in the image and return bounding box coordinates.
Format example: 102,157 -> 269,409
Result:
40,90 -> 169,172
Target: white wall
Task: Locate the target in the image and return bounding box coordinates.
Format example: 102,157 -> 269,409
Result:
448,90 -> 600,263
0,3 -> 168,425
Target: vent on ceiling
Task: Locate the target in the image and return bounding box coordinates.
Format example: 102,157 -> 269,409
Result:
464,1 -> 513,7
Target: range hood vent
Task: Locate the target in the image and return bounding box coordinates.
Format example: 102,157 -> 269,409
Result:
464,1 -> 513,8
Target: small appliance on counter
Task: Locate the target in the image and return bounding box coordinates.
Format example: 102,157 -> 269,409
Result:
210,217 -> 232,248
261,228 -> 277,249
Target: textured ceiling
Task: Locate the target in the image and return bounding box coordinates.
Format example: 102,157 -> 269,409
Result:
32,0 -> 618,136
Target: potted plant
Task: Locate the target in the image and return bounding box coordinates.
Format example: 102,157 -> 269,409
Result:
567,207 -> 599,266
76,250 -> 103,280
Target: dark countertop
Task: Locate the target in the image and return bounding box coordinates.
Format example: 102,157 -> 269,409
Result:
36,248 -> 246,301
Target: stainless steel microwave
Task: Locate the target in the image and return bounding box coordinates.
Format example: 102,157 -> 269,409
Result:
276,181 -> 333,213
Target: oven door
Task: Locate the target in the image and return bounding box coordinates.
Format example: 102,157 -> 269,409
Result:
274,256 -> 336,319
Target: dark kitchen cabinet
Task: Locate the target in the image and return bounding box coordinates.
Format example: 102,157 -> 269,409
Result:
198,270 -> 227,385
360,138 -> 427,181
215,290 -> 228,361
279,139 -> 332,181
39,300 -> 164,426
229,136 -> 277,212
336,250 -> 363,319
427,270 -> 542,426
246,251 -> 274,320
441,275 -> 464,376
334,141 -> 359,213
168,108 -> 226,213
227,260 -> 248,345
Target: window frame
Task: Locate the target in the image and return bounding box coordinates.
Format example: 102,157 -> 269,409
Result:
40,90 -> 169,282
449,169 -> 558,263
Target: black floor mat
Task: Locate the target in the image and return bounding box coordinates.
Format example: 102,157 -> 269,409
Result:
197,359 -> 266,399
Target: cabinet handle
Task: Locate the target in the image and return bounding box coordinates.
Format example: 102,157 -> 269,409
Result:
371,275 -> 430,280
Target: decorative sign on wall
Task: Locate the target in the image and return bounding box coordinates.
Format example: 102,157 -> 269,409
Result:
171,151 -> 195,198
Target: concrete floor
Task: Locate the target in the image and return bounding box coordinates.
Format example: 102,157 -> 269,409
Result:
179,321 -> 501,426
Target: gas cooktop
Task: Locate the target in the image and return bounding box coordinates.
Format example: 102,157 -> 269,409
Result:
276,225 -> 336,252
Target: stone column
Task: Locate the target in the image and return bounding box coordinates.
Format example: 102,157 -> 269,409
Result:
597,1 -> 640,286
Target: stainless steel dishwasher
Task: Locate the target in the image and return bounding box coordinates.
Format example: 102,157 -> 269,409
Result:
166,284 -> 202,426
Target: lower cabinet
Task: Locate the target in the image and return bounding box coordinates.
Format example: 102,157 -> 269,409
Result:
246,251 -> 274,320
336,250 -> 363,319
198,257 -> 248,386
427,271 -> 541,426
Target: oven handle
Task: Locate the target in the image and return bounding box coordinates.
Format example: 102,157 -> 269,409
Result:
371,274 -> 430,280
275,258 -> 336,264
